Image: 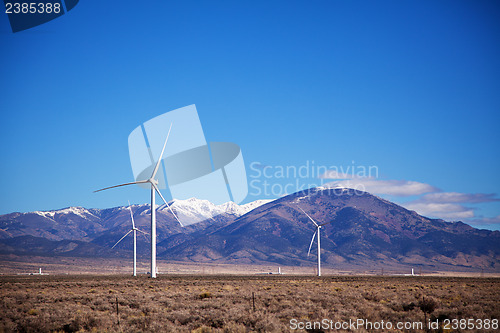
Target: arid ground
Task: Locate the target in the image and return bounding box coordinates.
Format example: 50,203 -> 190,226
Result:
1,272 -> 499,332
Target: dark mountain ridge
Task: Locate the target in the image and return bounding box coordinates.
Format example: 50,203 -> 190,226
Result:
163,188 -> 499,270
1,188 -> 498,271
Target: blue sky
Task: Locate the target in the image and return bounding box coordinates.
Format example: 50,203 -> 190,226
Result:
1,0 -> 499,229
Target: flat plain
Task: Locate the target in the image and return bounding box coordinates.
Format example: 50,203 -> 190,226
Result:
1,274 -> 499,332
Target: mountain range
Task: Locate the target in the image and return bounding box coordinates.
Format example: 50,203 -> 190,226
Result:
1,187 -> 499,271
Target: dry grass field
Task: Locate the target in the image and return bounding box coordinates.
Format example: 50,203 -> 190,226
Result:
0,274 -> 499,333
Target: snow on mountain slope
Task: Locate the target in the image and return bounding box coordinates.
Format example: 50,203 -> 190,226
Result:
240,200 -> 273,214
0,199 -> 273,241
33,207 -> 99,219
162,198 -> 273,226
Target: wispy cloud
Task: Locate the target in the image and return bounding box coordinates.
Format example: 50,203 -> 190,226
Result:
327,179 -> 439,197
319,168 -> 499,226
416,192 -> 500,204
402,202 -> 474,220
465,215 -> 500,229
401,192 -> 500,221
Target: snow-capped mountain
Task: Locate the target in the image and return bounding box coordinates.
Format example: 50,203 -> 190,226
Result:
167,198 -> 273,226
0,199 -> 272,241
0,198 -> 275,259
1,189 -> 499,271
33,207 -> 98,220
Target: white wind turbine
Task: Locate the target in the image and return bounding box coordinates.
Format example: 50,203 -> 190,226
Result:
111,202 -> 148,276
95,123 -> 180,278
298,206 -> 331,277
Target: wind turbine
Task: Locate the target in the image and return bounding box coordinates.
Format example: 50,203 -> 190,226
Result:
298,206 -> 331,277
111,202 -> 148,276
95,123 -> 180,278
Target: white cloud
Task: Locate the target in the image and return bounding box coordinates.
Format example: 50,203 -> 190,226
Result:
402,202 -> 474,220
417,192 -> 500,204
327,179 -> 439,197
318,170 -> 499,226
465,215 -> 500,230
401,191 -> 500,222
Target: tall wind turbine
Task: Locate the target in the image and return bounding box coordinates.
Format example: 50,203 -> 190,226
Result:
95,123 -> 180,278
111,202 -> 148,276
298,206 -> 330,277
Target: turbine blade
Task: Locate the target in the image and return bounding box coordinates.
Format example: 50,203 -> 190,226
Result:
298,206 -> 319,227
94,180 -> 148,193
111,230 -> 133,249
140,231 -> 149,241
151,122 -> 173,179
167,204 -> 182,225
152,183 -> 182,225
307,230 -> 317,256
128,201 -> 136,229
136,229 -> 149,235
152,183 -> 168,205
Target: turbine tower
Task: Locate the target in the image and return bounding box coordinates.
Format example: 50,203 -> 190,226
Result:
298,206 -> 331,277
95,123 -> 180,278
111,202 -> 148,276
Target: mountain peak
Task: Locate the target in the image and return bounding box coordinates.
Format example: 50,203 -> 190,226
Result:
1,190 -> 498,271
165,198 -> 273,226
164,188 -> 499,270
32,206 -> 96,219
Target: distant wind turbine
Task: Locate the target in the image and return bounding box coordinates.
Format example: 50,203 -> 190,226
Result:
298,206 -> 331,277
111,202 -> 148,276
95,123 -> 180,278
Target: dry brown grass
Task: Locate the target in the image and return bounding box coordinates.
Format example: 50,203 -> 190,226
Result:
0,275 -> 498,332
